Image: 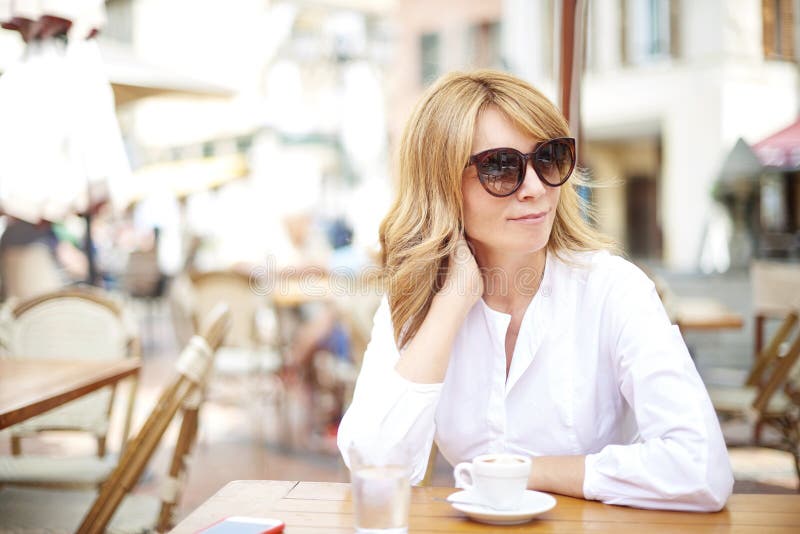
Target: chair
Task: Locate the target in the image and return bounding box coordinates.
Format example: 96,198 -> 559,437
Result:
751,260 -> 800,354
0,304 -> 232,533
122,249 -> 163,300
187,270 -> 284,413
708,310 -> 800,485
419,442 -> 439,487
122,248 -> 166,351
0,287 -> 140,488
188,270 -> 281,375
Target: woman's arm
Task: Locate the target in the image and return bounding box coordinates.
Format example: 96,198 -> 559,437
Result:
395,239 -> 483,382
582,261 -> 733,511
338,239 -> 482,483
528,455 -> 586,498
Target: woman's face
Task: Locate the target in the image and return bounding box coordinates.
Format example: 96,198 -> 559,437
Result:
461,106 -> 561,259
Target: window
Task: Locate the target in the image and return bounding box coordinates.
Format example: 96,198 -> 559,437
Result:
760,174 -> 788,231
103,0 -> 134,44
622,0 -> 677,64
420,32 -> 441,85
763,0 -> 796,60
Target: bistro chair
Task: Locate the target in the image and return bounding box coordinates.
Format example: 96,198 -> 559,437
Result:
419,442 -> 439,487
122,248 -> 167,351
0,287 -> 140,489
0,304 -> 231,533
708,309 -> 800,486
187,270 -> 284,414
188,270 -> 281,373
751,260 -> 800,355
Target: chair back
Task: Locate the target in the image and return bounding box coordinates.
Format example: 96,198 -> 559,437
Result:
3,287 -> 139,455
419,442 -> 439,487
746,311 -> 799,387
123,249 -> 163,298
752,317 -> 800,415
752,261 -> 800,318
77,304 -> 231,534
189,270 -> 270,349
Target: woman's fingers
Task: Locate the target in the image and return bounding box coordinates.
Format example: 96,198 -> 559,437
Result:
440,237 -> 482,303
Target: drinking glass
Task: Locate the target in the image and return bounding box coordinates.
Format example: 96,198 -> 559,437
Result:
349,444 -> 411,534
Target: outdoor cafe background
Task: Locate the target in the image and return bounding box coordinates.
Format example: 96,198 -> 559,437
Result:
0,0 -> 799,526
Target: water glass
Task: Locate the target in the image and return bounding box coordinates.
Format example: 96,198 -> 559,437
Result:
349,445 -> 411,534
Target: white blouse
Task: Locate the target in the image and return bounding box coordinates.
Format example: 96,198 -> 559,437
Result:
337,250 -> 733,512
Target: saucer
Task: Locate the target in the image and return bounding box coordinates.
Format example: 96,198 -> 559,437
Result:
446,489 -> 557,526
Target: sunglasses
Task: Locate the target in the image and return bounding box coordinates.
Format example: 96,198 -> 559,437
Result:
466,137 -> 576,197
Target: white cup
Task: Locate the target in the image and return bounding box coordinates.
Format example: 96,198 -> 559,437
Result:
453,453 -> 531,511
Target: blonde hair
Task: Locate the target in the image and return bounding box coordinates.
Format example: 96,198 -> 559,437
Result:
380,69 -> 615,347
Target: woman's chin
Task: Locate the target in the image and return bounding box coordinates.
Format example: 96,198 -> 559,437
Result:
496,238 -> 549,256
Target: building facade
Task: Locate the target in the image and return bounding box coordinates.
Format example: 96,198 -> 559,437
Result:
394,0 -> 799,270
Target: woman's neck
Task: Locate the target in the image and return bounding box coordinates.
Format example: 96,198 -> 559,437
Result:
473,244 -> 547,315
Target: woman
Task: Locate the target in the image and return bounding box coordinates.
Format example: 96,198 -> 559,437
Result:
337,70 -> 732,511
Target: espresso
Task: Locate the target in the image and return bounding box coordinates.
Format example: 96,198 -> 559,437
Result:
481,457 -> 525,464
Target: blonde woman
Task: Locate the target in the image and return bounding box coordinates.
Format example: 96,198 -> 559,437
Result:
337,70 -> 732,511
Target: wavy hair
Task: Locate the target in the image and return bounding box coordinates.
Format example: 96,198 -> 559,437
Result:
380,70 -> 615,347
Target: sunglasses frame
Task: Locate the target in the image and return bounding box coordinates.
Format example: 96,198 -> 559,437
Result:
466,137 -> 577,197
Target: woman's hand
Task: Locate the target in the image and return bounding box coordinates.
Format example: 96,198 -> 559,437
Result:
438,237 -> 483,310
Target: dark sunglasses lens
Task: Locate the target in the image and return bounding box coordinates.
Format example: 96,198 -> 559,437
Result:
477,150 -> 522,196
534,140 -> 574,185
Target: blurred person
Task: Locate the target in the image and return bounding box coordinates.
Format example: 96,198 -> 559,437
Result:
0,217 -> 63,300
280,212 -> 331,275
51,218 -> 89,282
281,215 -> 372,447
285,217 -> 371,371
87,203 -> 129,290
337,70 -> 732,511
122,226 -> 167,299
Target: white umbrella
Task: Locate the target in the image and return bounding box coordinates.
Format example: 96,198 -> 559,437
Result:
0,0 -> 105,42
0,2 -> 130,223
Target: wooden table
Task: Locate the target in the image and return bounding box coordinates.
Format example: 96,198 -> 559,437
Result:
671,297 -> 745,332
0,358 -> 141,430
272,275 -> 334,308
171,480 -> 800,533
271,273 -> 383,308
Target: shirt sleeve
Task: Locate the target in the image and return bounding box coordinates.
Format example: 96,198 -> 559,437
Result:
582,262 -> 734,511
337,296 -> 442,484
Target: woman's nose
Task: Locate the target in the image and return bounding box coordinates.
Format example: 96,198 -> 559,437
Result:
515,161 -> 546,200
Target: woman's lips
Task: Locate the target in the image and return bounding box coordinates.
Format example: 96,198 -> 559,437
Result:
509,211 -> 548,223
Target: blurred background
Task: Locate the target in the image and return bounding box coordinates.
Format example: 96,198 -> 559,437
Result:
0,0 -> 799,528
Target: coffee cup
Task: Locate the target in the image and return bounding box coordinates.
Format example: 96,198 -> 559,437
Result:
453,453 -> 531,510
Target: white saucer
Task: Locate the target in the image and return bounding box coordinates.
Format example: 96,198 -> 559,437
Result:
447,489 -> 557,526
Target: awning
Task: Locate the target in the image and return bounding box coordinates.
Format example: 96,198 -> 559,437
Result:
98,40 -> 235,106
0,36 -> 234,107
125,153 -> 249,206
753,118 -> 800,170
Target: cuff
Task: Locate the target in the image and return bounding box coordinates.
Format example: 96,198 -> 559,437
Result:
582,452 -> 601,501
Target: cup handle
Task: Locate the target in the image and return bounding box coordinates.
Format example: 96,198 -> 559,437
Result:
453,462 -> 475,491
